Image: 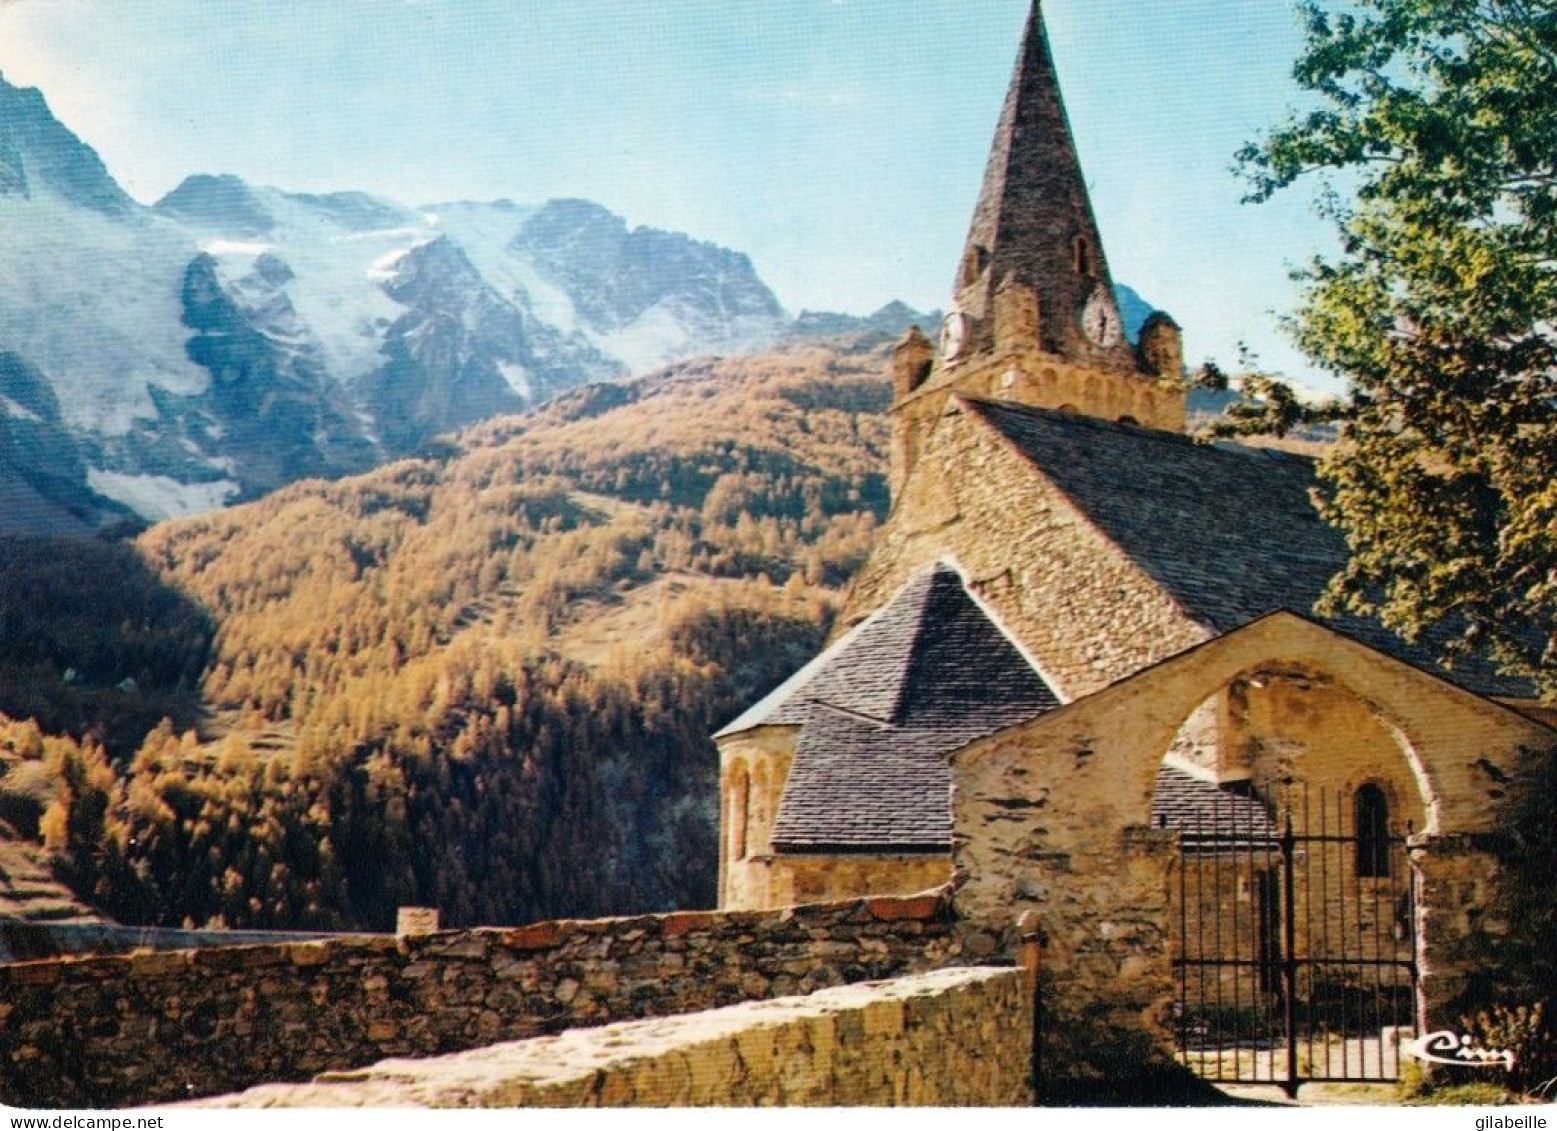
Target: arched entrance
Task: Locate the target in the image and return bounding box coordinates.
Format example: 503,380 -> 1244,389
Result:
1155,668 -> 1426,1095
949,613 -> 1550,1093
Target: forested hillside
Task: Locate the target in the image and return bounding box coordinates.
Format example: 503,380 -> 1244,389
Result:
0,340 -> 893,930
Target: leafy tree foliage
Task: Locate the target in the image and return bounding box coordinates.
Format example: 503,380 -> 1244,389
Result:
1236,0 -> 1557,695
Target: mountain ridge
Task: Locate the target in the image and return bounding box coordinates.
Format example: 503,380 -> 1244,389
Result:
0,75 -> 892,533
0,73 -> 1157,536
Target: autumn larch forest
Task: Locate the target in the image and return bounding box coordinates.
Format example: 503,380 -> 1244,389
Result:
0,339 -> 892,931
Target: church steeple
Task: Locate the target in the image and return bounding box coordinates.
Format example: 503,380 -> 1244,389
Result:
887,0 -> 1186,501
946,1 -> 1133,371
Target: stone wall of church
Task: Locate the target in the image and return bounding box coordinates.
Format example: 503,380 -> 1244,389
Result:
718,727 -> 795,908
0,893 -> 957,1109
743,853 -> 952,910
193,967 -> 1032,1108
847,399 -> 1209,699
1408,833 -> 1557,1026
951,713 -> 1183,1088
888,351 -> 1184,499
718,727 -> 951,909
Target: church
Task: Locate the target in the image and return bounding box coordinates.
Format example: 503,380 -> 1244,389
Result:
712,1 -> 1554,1076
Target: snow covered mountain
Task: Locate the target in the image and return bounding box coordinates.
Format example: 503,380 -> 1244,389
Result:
0,73 -> 1156,534
0,76 -> 792,530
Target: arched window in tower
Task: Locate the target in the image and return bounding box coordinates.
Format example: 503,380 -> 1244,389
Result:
1074,236 -> 1093,277
1354,783 -> 1391,878
729,768 -> 750,862
959,244 -> 990,289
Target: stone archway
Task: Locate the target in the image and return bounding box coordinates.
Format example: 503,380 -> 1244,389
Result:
947,613 -> 1552,1090
1156,663 -> 1432,835
1154,668 -> 1429,1091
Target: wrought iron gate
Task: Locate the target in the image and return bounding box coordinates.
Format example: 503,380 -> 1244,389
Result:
1172,788 -> 1419,1096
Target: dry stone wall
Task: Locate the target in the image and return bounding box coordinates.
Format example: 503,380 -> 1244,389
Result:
0,892 -> 956,1109
193,966 -> 1032,1108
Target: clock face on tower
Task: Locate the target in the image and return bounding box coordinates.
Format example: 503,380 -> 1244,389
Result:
1080,286 -> 1122,348
940,310 -> 969,360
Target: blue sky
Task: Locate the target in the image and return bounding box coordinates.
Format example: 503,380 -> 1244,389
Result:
0,0 -> 1338,387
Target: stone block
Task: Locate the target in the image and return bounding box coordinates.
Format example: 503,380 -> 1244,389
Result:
5,962 -> 61,986
190,948 -> 251,972
866,893 -> 941,922
129,951 -> 193,977
235,947 -> 286,970
395,907 -> 440,937
596,1069 -> 636,1106
287,943 -> 331,968
862,999 -> 905,1037
427,936 -> 489,961
660,911 -> 713,939
499,921 -> 563,951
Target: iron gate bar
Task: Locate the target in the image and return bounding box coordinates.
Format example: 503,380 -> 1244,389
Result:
1171,784 -> 1420,1096
1264,813 -> 1279,1079
1303,787 -> 1316,1078
1283,812 -> 1299,1093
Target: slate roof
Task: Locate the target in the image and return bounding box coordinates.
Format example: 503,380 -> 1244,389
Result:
947,0 -> 1136,372
724,563 -> 1061,853
1151,766 -> 1278,849
963,397 -> 1531,699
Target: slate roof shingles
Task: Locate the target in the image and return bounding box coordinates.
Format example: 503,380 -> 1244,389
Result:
963,398 -> 1530,699
759,563 -> 1061,852
1151,766 -> 1278,849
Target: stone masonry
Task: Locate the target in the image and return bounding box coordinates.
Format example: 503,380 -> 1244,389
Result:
0,891 -> 956,1109
193,967 -> 1031,1108
946,613 -> 1554,1084
849,398 -> 1207,697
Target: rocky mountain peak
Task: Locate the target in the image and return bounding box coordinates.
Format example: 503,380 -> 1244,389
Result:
0,73 -> 137,217
514,199 -> 787,334
0,77 -> 954,533
154,174 -> 275,236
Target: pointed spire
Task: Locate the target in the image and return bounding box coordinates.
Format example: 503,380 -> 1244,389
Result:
951,1 -> 1132,367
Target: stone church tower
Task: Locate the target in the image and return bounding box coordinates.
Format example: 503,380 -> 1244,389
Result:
890,0 -> 1186,497
715,4 -> 1555,1087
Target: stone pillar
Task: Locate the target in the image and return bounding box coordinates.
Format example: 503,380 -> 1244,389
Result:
1410,834 -> 1509,1027
1136,312 -> 1183,380
955,830 -> 1180,1088
993,274 -> 1040,352
892,326 -> 934,400
889,327 -> 936,504
1018,909 -> 1043,1103
396,906 -> 440,937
